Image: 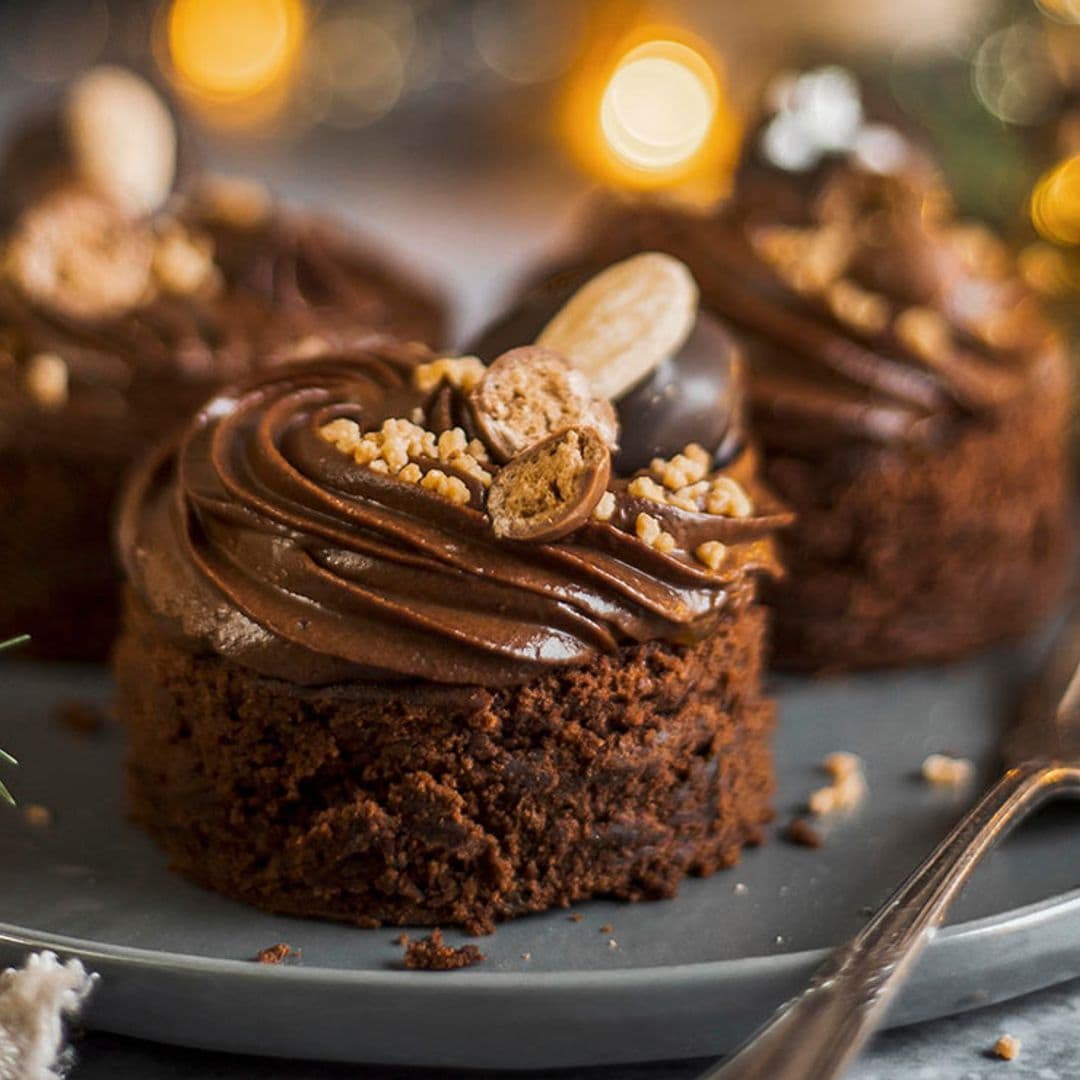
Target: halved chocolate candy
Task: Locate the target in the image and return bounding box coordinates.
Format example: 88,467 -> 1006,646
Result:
488,426 -> 611,542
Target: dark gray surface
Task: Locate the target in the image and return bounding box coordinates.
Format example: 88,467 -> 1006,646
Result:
69,977 -> 1080,1078
2,642 -> 1080,1068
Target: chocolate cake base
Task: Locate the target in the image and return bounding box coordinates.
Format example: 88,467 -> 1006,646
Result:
0,450 -> 124,659
762,380 -> 1074,671
115,590 -> 774,934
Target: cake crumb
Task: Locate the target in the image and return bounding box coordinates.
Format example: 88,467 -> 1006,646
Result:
991,1034 -> 1020,1061
56,699 -> 106,735
607,939 -> 618,950
809,751 -> 867,815
392,933 -> 410,946
599,923 -> 614,934
567,913 -> 583,923
22,804 -> 52,828
520,952 -> 532,961
785,817 -> 823,849
921,753 -> 975,787
734,882 -> 749,896
254,943 -> 299,965
403,929 -> 485,971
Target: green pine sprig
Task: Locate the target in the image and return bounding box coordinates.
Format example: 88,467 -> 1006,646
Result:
0,634 -> 28,805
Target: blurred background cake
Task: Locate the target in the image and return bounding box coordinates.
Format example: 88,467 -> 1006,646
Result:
0,65 -> 445,659
491,69 -> 1074,669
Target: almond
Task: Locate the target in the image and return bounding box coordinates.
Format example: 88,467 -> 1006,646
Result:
65,66 -> 176,216
536,253 -> 698,400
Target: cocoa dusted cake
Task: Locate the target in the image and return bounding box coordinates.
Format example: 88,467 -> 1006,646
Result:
114,255 -> 790,932
495,70 -> 1073,671
0,67 -> 445,659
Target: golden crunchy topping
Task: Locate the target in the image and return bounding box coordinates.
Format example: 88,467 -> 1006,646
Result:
753,224 -> 853,295
5,188 -> 154,319
921,753 -> 974,787
413,355 -> 486,394
895,306 -> 952,363
420,468 -> 471,505
650,444 -> 711,490
635,512 -> 676,553
628,475 -> 668,503
809,752 -> 867,816
991,1034 -> 1020,1061
695,540 -> 727,571
319,416 -> 490,503
629,445 -> 752,519
152,219 -> 219,296
592,490 -> 616,522
24,353 -> 69,409
705,477 -> 753,518
825,279 -> 890,335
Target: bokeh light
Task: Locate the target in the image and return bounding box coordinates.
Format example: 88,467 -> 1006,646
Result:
971,22 -> 1057,126
166,0 -> 306,103
1031,154 -> 1080,246
563,30 -> 740,200
601,44 -> 716,171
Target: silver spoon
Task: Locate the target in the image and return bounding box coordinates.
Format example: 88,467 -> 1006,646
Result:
700,610 -> 1080,1080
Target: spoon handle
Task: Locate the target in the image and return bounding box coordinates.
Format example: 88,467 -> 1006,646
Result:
701,760 -> 1076,1080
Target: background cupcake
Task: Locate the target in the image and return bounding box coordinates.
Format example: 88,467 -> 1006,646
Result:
500,70 -> 1074,671
0,66 -> 446,659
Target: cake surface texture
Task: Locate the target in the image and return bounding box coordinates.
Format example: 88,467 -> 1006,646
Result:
114,272 -> 790,930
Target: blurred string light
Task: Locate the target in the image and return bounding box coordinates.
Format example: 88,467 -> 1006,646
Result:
310,11 -> 406,129
471,0 -> 584,85
160,0 -> 307,128
563,27 -> 740,201
971,21 -> 1058,125
1031,154 -> 1080,244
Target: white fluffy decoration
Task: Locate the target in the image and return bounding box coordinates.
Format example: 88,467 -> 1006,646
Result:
0,953 -> 96,1080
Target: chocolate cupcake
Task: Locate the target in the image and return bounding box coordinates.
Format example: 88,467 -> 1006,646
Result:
501,72 -> 1073,671
0,68 -> 446,659
113,258 -> 790,932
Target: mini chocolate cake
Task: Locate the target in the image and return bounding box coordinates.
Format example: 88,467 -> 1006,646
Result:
497,70 -> 1073,671
114,257 -> 790,932
0,68 -> 445,659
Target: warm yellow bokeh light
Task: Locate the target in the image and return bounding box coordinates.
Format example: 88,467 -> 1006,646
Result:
1031,155 -> 1080,246
167,0 -> 306,101
562,29 -> 740,201
600,45 -> 716,171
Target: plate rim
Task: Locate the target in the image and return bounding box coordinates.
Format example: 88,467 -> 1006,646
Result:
3,883 -> 1079,991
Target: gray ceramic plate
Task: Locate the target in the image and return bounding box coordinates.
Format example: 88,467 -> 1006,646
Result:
2,645 -> 1080,1069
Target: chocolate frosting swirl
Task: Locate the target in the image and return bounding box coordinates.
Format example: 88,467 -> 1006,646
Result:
119,347 -> 788,688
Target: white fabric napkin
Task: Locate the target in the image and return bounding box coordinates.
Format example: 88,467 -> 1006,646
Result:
0,953 -> 95,1080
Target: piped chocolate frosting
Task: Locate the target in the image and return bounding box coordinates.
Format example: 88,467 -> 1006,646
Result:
119,345 -> 788,688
